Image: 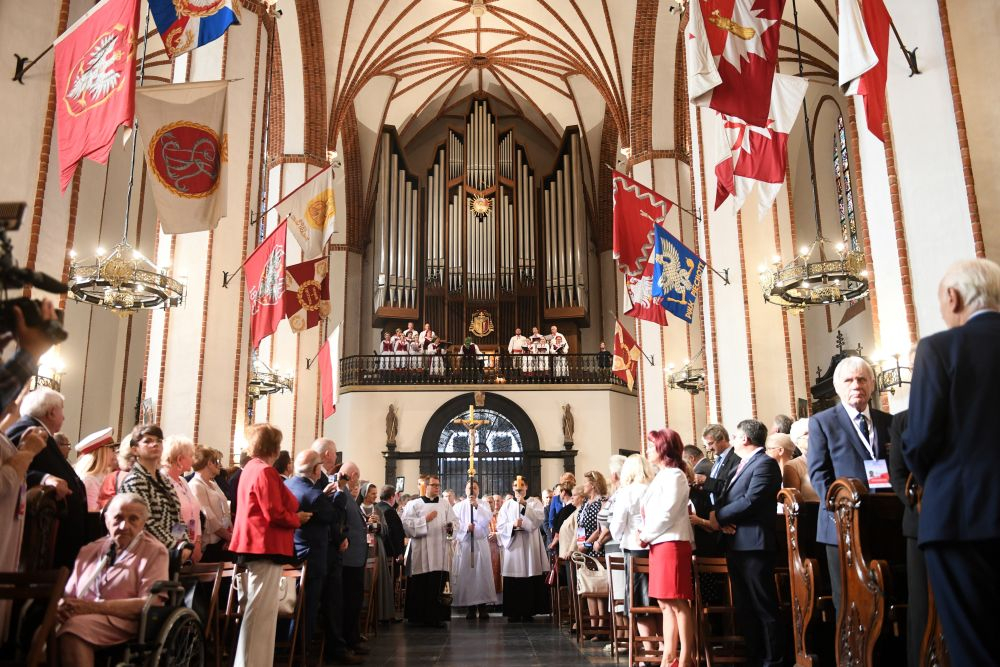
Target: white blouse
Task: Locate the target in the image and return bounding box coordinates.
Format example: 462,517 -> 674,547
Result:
189,474 -> 231,545
609,482 -> 649,550
638,468 -> 693,546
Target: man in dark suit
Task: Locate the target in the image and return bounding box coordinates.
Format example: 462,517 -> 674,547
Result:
807,356 -> 891,612
903,258 -> 1000,666
711,419 -> 783,667
887,409 -> 926,667
694,424 -> 741,508
7,388 -> 88,569
309,438 -> 360,665
285,450 -> 338,661
376,485 -> 406,560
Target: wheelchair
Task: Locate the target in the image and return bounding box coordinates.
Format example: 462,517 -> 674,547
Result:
107,544 -> 207,667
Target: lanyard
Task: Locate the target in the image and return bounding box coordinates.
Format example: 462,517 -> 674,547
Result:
78,532 -> 143,597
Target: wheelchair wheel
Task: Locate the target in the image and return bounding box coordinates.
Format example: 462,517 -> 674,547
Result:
149,607 -> 204,667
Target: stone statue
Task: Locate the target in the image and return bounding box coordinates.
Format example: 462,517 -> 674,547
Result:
562,404 -> 574,442
386,404 -> 398,445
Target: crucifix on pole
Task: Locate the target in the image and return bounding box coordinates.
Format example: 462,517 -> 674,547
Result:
452,404 -> 489,567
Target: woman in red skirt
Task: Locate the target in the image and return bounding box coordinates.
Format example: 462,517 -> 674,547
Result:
639,428 -> 695,667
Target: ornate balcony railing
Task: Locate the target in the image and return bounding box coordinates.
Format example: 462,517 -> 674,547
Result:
338,353 -> 629,388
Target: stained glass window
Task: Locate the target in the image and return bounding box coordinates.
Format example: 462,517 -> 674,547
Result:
833,115 -> 859,251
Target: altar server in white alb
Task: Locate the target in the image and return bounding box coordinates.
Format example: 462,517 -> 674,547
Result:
549,325 -> 569,378
451,479 -> 498,619
496,476 -> 550,621
401,474 -> 457,627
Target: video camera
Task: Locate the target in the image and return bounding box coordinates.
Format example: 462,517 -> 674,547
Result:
0,202 -> 69,344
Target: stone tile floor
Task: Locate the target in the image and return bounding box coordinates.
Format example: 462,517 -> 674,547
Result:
360,614 -> 619,666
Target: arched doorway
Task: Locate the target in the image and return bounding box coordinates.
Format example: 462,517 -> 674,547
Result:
420,393 -> 540,497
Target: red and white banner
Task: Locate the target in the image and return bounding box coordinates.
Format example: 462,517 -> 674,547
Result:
839,0 -> 891,142
612,320 -> 644,391
275,166 -> 337,260
318,325 -> 340,419
624,256 -> 669,326
284,257 -> 330,333
714,73 -> 808,217
686,0 -> 785,128
54,0 -> 139,191
135,81 -> 228,234
244,220 -> 287,350
612,170 -> 674,278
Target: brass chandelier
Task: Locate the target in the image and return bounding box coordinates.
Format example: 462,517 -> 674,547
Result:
67,7 -> 185,315
666,349 -> 706,395
248,355 -> 293,400
758,0 -> 868,312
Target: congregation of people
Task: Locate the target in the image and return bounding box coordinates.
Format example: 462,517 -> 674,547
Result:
0,257 -> 998,667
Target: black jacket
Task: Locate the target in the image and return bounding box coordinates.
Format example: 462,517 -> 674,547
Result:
887,411 -> 918,539
7,416 -> 89,568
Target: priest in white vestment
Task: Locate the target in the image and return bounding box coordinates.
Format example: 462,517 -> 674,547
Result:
401,474 -> 456,626
496,476 -> 550,621
451,480 -> 498,619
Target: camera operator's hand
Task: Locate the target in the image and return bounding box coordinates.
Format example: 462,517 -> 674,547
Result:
13,299 -> 56,360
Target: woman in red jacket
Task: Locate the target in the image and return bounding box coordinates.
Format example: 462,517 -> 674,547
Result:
230,423 -> 311,667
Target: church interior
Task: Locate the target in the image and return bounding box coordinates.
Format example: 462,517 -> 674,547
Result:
1,0 -> 998,665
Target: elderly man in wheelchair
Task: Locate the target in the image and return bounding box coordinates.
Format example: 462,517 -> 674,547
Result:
56,492 -> 203,667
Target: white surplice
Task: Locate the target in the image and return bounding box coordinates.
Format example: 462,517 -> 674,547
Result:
496,498 -> 549,577
401,497 -> 456,575
450,499 -> 498,606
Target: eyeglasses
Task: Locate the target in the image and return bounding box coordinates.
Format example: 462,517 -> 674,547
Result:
428,482 -> 441,487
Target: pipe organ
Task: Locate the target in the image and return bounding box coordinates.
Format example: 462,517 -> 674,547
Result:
370,99 -> 590,348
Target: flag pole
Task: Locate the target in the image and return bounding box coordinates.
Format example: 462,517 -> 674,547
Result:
121,4 -> 152,246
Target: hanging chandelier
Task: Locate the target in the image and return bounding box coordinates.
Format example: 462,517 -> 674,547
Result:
758,0 -> 868,312
666,348 -> 706,395
67,6 -> 185,315
248,356 -> 293,400
758,239 -> 868,311
68,242 -> 185,313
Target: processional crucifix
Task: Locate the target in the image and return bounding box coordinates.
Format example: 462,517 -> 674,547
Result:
452,404 -> 489,568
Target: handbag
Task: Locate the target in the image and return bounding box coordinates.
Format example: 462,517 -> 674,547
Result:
277,574 -> 297,615
571,551 -> 609,595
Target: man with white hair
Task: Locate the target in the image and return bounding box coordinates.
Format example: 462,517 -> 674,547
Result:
310,437 -> 340,493
807,355 -> 891,613
903,258 -> 1000,666
7,387 -> 89,568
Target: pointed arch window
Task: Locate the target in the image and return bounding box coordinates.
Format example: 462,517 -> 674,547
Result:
833,114 -> 859,250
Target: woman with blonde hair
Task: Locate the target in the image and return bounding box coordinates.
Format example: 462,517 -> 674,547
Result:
74,441 -> 118,513
161,436 -> 203,561
610,453 -> 658,647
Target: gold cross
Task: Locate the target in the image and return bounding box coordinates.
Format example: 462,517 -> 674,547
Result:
453,404 -> 490,477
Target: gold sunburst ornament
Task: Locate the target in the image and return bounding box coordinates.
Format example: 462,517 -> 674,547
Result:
469,196 -> 492,220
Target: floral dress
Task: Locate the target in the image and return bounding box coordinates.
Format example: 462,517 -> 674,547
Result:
578,495 -> 607,558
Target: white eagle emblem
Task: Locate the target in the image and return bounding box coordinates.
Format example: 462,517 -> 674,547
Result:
67,33 -> 124,104
656,240 -> 695,298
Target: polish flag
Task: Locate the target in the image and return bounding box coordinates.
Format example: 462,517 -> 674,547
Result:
54,0 -> 140,191
624,254 -> 669,326
714,73 -> 808,217
686,0 -> 786,128
839,0 -> 891,142
317,325 -> 340,419
243,220 -> 286,350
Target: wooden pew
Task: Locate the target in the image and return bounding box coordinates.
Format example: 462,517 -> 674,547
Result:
828,478 -> 907,666
779,488 -> 835,667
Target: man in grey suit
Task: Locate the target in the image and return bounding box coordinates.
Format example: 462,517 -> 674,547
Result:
807,356 -> 892,612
